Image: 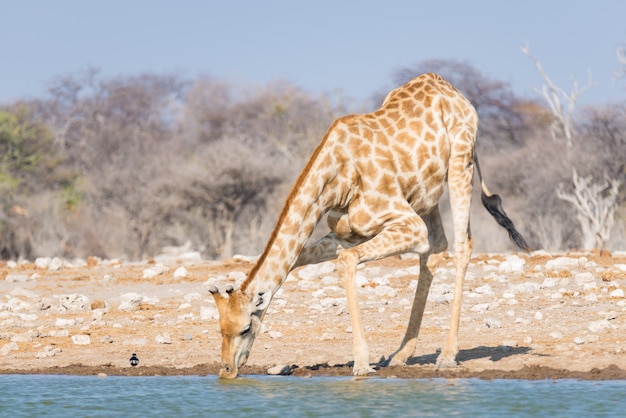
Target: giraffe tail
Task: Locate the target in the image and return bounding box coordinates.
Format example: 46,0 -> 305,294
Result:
473,153 -> 530,251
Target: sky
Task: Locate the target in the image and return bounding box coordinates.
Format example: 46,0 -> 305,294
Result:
1,0 -> 625,107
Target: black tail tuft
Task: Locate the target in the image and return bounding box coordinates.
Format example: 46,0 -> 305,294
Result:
481,191 -> 530,251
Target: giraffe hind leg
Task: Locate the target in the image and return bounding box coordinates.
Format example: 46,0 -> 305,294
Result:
388,206 -> 448,366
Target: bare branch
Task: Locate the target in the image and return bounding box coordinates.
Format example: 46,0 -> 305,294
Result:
521,44 -> 595,147
557,169 -> 621,250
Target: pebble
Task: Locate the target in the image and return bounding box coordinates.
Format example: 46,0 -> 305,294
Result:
142,264 -> 169,279
155,333 -> 172,344
71,335 -> 91,345
5,274 -> 31,283
173,266 -> 189,278
267,364 -> 292,375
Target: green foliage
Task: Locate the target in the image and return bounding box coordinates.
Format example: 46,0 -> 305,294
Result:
0,106 -> 58,194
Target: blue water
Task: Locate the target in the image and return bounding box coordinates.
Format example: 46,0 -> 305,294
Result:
1,375 -> 624,417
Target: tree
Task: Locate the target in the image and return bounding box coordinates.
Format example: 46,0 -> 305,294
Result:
0,105 -> 76,259
522,45 -> 621,250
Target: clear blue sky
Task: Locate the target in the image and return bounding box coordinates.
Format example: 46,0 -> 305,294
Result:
1,0 -> 625,106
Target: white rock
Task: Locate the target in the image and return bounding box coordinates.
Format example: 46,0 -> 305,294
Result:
500,255 -> 526,273
178,303 -> 192,310
35,346 -> 62,358
534,312 -> 544,320
173,266 -> 189,278
71,335 -> 91,345
474,285 -> 494,295
155,333 -> 172,344
485,318 -> 502,329
118,293 -> 143,311
374,285 -> 397,297
511,282 -> 540,294
297,262 -> 336,280
574,272 -> 596,285
614,264 -> 626,272
540,278 -> 558,289
35,257 -> 51,269
59,294 -> 90,311
48,257 -> 63,271
55,318 -> 77,327
268,331 -> 283,339
588,319 -> 613,333
355,273 -> 369,287
182,292 -> 201,303
610,289 -> 625,298
545,257 -> 579,270
5,274 -> 31,282
142,264 -> 169,279
1,342 -> 19,356
471,303 -> 490,313
550,332 -> 564,339
200,306 -> 218,320
6,260 -> 17,268
573,337 -> 585,345
18,313 -> 38,321
267,364 -> 291,375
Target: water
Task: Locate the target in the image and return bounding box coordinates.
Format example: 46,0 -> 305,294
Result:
1,374 -> 624,417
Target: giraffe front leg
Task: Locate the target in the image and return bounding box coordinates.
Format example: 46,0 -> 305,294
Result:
337,209 -> 430,376
337,249 -> 375,376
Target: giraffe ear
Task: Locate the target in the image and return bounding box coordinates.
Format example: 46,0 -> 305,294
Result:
253,290 -> 271,313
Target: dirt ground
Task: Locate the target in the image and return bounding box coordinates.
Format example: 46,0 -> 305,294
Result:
1,250 -> 625,380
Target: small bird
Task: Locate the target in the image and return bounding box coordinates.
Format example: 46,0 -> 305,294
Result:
129,353 -> 139,367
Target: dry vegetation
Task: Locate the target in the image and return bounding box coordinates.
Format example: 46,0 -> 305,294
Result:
0,60 -> 624,262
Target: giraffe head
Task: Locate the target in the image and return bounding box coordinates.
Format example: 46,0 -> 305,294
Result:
208,284 -> 271,378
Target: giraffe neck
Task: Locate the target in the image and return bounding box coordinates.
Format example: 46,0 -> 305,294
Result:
240,144 -> 334,297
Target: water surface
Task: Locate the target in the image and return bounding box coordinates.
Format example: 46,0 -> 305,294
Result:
1,374 -> 624,417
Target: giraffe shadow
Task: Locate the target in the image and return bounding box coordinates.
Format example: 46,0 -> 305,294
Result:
402,345 -> 532,366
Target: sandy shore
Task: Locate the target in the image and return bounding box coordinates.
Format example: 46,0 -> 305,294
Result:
1,250 -> 625,380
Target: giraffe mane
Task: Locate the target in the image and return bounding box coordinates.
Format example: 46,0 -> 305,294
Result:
240,120 -> 340,292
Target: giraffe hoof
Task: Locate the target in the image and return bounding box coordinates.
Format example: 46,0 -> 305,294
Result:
435,356 -> 458,369
353,365 -> 376,376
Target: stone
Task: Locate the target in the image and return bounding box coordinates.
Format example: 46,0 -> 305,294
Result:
5,274 -> 31,282
499,255 -> 526,273
34,257 -> 51,269
55,318 -> 77,327
173,266 -> 189,278
183,292 -> 202,302
610,289 -> 624,298
142,264 -> 169,279
118,293 -> 143,311
1,342 -> 19,356
545,257 -> 579,270
200,306 -> 218,320
373,285 -> 397,297
267,364 -> 292,375
91,300 -> 106,310
268,331 -> 283,339
48,257 -> 63,271
471,303 -> 490,313
35,346 -> 62,358
59,294 -> 90,311
71,335 -> 91,345
155,333 -> 172,344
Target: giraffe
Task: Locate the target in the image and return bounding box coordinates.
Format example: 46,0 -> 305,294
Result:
209,73 -> 529,379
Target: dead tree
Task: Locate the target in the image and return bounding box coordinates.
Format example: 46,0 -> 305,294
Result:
521,44 -> 594,148
557,169 -> 621,250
